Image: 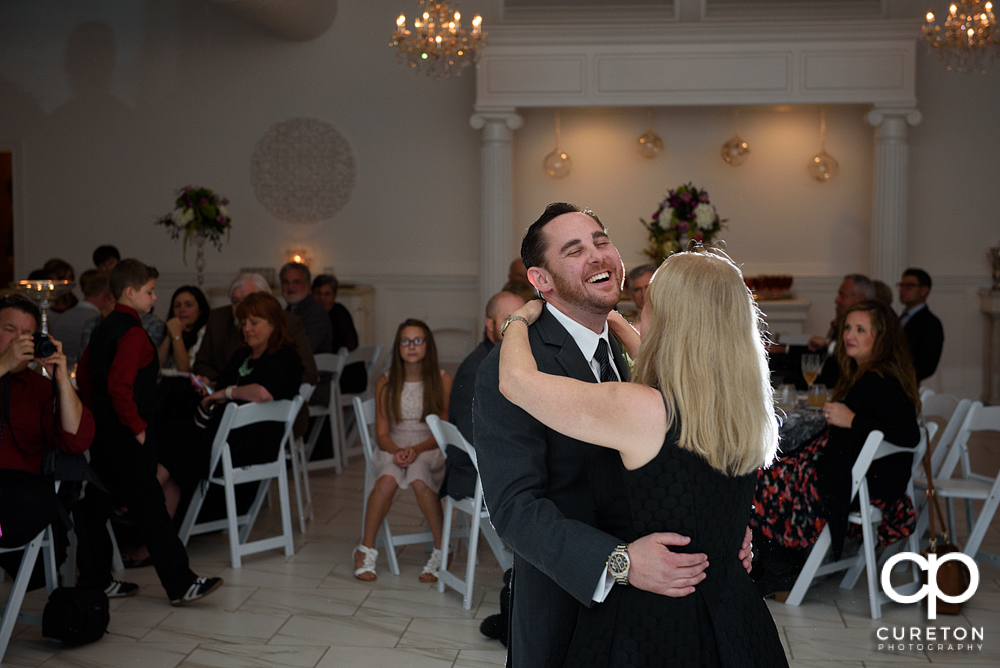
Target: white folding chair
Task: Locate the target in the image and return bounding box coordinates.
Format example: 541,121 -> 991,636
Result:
0,480 -> 61,663
335,345 -> 383,466
919,387 -> 935,402
178,395 -> 304,568
426,415 -> 513,609
288,383 -> 317,532
353,395 -> 433,576
911,394 -> 972,539
913,402 -> 1000,570
785,425 -> 936,619
304,350 -> 348,473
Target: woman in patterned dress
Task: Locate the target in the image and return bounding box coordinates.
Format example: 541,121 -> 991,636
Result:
354,319 -> 453,582
751,300 -> 921,595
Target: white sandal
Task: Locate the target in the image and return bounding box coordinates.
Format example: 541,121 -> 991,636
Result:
353,545 -> 378,581
419,548 -> 443,583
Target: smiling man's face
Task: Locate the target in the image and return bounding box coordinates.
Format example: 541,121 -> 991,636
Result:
532,212 -> 623,317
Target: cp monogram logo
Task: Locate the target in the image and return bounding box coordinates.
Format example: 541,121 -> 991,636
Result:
881,552 -> 980,619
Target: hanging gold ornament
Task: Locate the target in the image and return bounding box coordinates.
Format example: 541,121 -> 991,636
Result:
807,108 -> 839,183
543,111 -> 572,179
721,109 -> 750,166
636,110 -> 663,159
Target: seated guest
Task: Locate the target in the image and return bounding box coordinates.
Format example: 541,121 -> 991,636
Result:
311,273 -> 365,393
48,269 -> 114,366
623,263 -> 656,325
898,268 -> 944,382
197,292 -> 305,468
0,296 -> 94,580
625,263 -> 656,310
751,300 -> 921,596
42,258 -> 78,313
193,273 -> 317,387
93,244 -> 120,274
158,285 -> 210,373
280,262 -> 331,355
443,290 -> 524,646
771,273 -> 876,388
354,320 -> 452,583
443,290 -> 525,501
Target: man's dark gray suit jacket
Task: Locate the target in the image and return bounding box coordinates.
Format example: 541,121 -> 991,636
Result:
474,305 -> 629,667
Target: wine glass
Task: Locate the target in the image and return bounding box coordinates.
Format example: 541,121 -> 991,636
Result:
801,354 -> 822,389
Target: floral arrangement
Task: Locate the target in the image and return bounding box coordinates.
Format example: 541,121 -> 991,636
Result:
155,186 -> 231,263
640,183 -> 726,264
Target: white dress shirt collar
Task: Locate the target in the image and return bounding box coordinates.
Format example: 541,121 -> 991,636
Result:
545,302 -> 619,382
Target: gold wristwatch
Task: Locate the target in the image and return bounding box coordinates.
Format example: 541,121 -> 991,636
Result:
607,544 -> 630,585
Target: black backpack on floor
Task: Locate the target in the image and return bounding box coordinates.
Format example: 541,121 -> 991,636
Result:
42,587 -> 109,645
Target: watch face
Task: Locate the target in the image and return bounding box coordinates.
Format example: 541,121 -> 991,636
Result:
609,553 -> 628,574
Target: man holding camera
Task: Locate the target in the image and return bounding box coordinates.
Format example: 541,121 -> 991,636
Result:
0,295 -> 94,571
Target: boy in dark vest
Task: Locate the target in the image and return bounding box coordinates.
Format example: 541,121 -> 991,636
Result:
75,259 -> 222,604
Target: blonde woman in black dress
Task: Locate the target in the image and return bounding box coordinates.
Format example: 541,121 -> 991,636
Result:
499,251 -> 787,667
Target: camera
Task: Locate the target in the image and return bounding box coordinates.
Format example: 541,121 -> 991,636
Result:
33,332 -> 57,358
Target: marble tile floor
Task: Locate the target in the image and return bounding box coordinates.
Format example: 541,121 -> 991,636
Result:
2,432 -> 998,668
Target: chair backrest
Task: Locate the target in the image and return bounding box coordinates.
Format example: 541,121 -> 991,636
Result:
849,424 -> 937,502
352,395 -> 378,463
941,402 -> 1000,478
315,349 -> 349,375
921,395 -> 972,475
425,415 -> 479,471
298,382 -> 316,403
208,396 -> 304,474
920,387 -> 935,402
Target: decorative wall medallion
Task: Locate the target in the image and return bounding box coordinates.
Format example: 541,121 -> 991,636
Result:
251,118 -> 356,223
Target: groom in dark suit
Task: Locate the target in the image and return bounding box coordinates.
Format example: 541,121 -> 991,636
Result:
475,204 -> 749,667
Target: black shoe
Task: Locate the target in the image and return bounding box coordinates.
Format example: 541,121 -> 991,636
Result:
170,576 -> 223,606
480,613 -> 508,646
104,579 -> 139,598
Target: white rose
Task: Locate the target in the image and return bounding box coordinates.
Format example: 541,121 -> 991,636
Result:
218,204 -> 229,219
660,207 -> 674,224
171,208 -> 184,225
180,208 -> 195,225
694,203 -> 716,230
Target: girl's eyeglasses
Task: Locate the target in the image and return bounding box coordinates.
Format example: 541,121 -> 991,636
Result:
400,337 -> 426,347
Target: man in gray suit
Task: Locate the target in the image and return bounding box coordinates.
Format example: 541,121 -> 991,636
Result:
475,204 -> 751,666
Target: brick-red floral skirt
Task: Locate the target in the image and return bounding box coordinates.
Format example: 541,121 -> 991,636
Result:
751,429 -> 915,549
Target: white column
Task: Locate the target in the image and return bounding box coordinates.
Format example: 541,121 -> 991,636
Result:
471,110 -> 523,317
866,107 -> 922,286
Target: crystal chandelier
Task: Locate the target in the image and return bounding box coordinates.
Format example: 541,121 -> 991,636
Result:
923,2 -> 1000,73
391,1 -> 485,78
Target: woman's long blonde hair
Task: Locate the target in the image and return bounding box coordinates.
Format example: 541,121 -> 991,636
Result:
630,251 -> 778,476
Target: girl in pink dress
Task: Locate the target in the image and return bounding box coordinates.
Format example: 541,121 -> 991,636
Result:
354,319 -> 453,582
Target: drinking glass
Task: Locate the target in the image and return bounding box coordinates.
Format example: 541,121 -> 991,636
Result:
801,354 -> 822,389
808,384 -> 828,409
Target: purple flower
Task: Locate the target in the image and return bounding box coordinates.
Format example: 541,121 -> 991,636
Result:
680,192 -> 692,203
676,221 -> 690,232
216,215 -> 225,223
699,192 -> 710,203
199,197 -> 209,205
221,198 -> 229,206
183,185 -> 193,192
652,211 -> 660,220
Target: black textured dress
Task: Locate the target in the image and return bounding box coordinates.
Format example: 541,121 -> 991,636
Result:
563,421 -> 788,668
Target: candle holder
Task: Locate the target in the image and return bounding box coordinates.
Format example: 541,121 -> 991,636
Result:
14,279 -> 75,336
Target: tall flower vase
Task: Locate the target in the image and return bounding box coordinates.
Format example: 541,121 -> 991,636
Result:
195,233 -> 206,287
